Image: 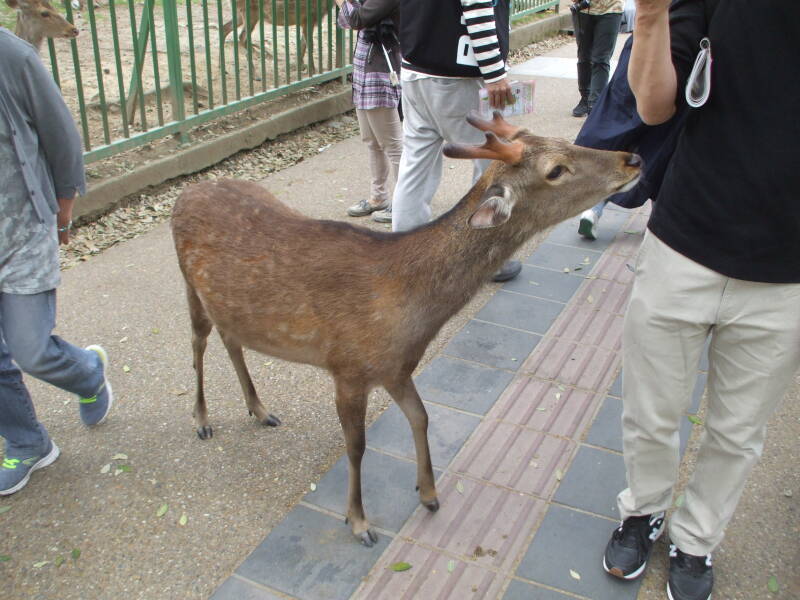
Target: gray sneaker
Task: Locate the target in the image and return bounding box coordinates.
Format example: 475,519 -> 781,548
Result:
79,345 -> 114,426
0,439 -> 60,495
372,207 -> 392,223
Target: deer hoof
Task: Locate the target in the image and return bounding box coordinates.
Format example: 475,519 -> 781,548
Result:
359,529 -> 378,547
196,426 -> 213,440
263,414 -> 282,427
423,498 -> 440,513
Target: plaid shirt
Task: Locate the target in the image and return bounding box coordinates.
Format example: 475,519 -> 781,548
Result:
338,1 -> 401,110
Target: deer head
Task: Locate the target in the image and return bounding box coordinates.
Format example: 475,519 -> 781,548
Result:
444,112 -> 642,234
7,0 -> 79,52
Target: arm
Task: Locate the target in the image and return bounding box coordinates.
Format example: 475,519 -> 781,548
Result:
629,1 -> 677,124
461,0 -> 514,109
335,0 -> 396,30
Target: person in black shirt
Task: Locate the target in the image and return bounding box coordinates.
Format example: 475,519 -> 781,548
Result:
601,2 -> 800,600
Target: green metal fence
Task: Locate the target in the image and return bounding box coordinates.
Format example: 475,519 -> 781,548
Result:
35,0 -> 557,164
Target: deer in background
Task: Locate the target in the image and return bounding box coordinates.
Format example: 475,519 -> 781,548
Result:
5,0 -> 79,53
171,112 -> 642,546
221,0 -> 320,74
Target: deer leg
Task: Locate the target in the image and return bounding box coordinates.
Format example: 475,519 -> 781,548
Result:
385,376 -> 438,512
301,24 -> 315,74
218,331 -> 281,427
187,286 -> 214,440
334,377 -> 377,547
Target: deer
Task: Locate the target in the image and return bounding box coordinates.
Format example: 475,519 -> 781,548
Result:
5,0 -> 79,53
221,0 -> 320,74
171,112 -> 642,546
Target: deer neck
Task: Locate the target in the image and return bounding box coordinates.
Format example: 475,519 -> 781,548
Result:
15,17 -> 45,51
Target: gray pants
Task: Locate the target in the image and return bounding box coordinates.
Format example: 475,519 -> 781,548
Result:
0,290 -> 103,456
391,77 -> 490,232
575,11 -> 623,105
619,232 -> 800,555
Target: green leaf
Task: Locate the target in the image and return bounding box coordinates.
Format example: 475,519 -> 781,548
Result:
156,503 -> 169,517
687,415 -> 703,426
447,559 -> 456,573
0,506 -> 11,515
768,576 -> 779,593
0,555 -> 11,562
71,548 -> 81,560
119,465 -> 132,473
390,562 -> 412,572
178,513 -> 188,526
456,480 -> 464,494
33,561 -> 50,568
112,453 -> 128,461
55,555 -> 65,567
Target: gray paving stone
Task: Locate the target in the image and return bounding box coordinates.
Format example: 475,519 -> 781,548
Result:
501,264 -> 584,303
366,401 -> 481,469
476,291 -> 565,335
502,579 -> 575,600
553,445 -> 627,519
609,371 -> 622,397
443,319 -> 541,370
414,356 -> 514,415
587,396 -> 694,455
210,576 -> 285,600
524,242 -> 601,273
303,449 -> 437,533
516,506 -> 640,600
236,505 -> 390,600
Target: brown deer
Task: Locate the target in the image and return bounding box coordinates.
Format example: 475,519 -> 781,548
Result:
221,0 -> 320,73
6,0 -> 79,53
171,112 -> 641,546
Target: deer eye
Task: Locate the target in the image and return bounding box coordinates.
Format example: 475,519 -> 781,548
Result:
546,165 -> 565,180
41,10 -> 50,17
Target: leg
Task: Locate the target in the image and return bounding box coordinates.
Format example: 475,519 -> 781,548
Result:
361,107 -> 403,206
574,11 -> 594,114
333,376 -> 377,546
356,108 -> 392,207
187,286 -> 214,439
617,232 -> 721,519
588,12 -> 622,106
384,376 -> 438,511
217,329 -> 281,428
669,278 -> 800,555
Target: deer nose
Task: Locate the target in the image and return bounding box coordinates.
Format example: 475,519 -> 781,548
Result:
626,153 -> 643,168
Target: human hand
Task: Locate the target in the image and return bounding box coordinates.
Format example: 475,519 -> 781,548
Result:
56,194 -> 76,245
485,79 -> 515,110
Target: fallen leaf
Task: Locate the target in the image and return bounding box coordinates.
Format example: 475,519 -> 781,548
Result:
563,267 -> 570,273
675,494 -> 685,508
112,453 -> 128,460
55,555 -> 65,567
0,555 -> 10,562
783,489 -> 792,498
768,576 -> 779,593
156,504 -> 169,517
114,469 -> 123,476
536,407 -> 548,412
624,229 -> 640,234
172,389 -> 188,396
390,561 -> 412,572
529,461 -> 539,468
179,513 -> 188,526
688,415 -> 703,426
582,257 -> 590,264
100,463 -> 111,474
310,483 -> 317,492
555,469 -> 563,481
555,393 -> 562,401
123,365 -> 131,373
151,328 -> 160,334
33,561 -> 50,568
456,480 -> 465,494
118,336 -> 128,343
570,569 -> 581,580
71,548 -> 81,560
0,506 -> 12,515
587,295 -> 594,304
447,559 -> 455,573
473,546 -> 486,558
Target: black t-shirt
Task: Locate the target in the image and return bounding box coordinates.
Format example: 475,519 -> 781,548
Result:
650,0 -> 800,283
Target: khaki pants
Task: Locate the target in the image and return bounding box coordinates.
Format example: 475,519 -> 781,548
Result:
618,231 -> 800,555
355,107 -> 403,206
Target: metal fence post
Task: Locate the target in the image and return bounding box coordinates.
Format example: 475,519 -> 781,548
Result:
163,0 -> 189,144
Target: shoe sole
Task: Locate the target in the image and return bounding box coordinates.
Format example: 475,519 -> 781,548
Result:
603,516 -> 666,580
667,582 -> 711,600
0,441 -> 60,496
85,345 -> 114,426
578,217 -> 597,240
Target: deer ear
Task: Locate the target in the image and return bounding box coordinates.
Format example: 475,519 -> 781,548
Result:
468,185 -> 515,229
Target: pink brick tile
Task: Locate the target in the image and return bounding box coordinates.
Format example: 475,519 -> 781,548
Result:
572,278 -> 631,315
400,473 -> 546,572
488,378 -> 601,440
548,306 -> 624,351
352,539 -> 505,600
521,337 -> 619,392
590,251 -> 635,284
450,422 -> 575,498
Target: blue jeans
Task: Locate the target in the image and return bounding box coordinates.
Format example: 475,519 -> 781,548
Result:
0,290 -> 103,456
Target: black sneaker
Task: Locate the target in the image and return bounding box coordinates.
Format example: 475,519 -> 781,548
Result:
603,512 -> 665,580
572,97 -> 589,117
667,544 -> 713,600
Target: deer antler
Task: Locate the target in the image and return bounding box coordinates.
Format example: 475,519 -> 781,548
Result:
465,111 -> 521,141
443,132 -> 525,165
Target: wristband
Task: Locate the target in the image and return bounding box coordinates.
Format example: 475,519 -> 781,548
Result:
57,220 -> 73,233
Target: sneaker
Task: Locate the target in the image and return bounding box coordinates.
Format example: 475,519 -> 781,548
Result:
372,207 -> 392,223
492,259 -> 522,282
79,345 -> 114,426
347,198 -> 388,217
603,512 -> 665,580
0,439 -> 60,495
578,209 -> 599,240
667,544 -> 713,600
572,97 -> 590,117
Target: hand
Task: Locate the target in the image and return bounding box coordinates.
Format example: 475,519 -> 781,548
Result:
485,79 -> 515,110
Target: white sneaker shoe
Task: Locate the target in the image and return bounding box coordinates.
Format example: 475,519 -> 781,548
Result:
578,209 -> 599,240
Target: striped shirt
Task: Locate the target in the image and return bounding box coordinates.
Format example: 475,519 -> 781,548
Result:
338,1 -> 401,111
461,0 -> 507,83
